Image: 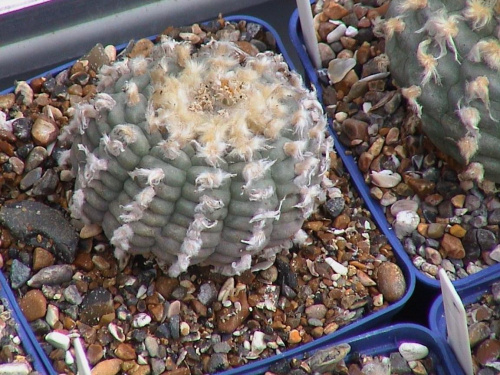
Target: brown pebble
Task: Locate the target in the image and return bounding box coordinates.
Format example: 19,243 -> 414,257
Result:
333,213 -> 350,229
235,41 -> 259,56
74,252 -> 95,271
318,22 -> 336,41
91,358 -> 123,375
155,276 -> 179,299
451,194 -> 466,208
129,39 -> 154,58
375,262 -> 406,302
341,118 -> 368,142
164,368 -> 191,375
32,115 -> 59,146
216,288 -> 250,333
405,176 -> 435,197
86,344 -> 104,365
441,233 -> 465,259
475,339 -> 500,366
32,247 -> 55,271
19,289 -> 47,322
322,1 -> 349,20
426,223 -> 446,239
115,343 -> 136,360
449,224 -> 467,238
288,329 -> 302,344
0,93 -> 15,110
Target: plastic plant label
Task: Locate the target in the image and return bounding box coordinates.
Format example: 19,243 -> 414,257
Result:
438,268 -> 473,375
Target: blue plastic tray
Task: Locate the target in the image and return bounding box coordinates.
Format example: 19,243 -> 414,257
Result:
1,14 -> 414,375
287,4 -> 500,291
429,269 -> 500,375
0,271 -> 56,374
219,323 -> 461,374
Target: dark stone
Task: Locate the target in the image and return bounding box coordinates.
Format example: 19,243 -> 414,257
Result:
269,359 -> 292,375
437,200 -> 454,218
207,353 -> 229,373
324,197 -> 345,218
169,315 -> 180,340
30,319 -> 51,335
465,195 -> 482,212
10,259 -> 31,289
463,229 -> 481,260
389,352 -> 412,374
488,208 -> 500,225
79,288 -> 114,325
32,168 -> 59,196
275,256 -> 298,290
11,117 -> 33,141
0,200 -> 78,263
477,229 -> 497,252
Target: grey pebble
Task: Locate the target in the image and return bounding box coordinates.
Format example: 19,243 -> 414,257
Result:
324,197 -> 345,218
145,336 -> 159,357
24,146 -> 48,172
207,353 -> 229,373
19,167 -> 42,190
169,314 -> 180,340
0,200 -> 78,263
10,259 -> 31,289
198,282 -> 218,306
32,168 -> 59,196
27,264 -> 73,288
63,284 -> 83,305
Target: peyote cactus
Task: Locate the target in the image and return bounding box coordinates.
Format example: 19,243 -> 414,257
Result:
61,31 -> 330,276
384,0 -> 500,182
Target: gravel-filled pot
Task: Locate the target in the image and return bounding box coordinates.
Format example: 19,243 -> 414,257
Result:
429,270 -> 500,374
0,14 -> 414,375
288,0 -> 500,291
0,271 -> 55,374
220,323 -> 462,374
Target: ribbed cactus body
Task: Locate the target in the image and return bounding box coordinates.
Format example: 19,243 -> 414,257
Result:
385,0 -> 500,182
64,36 -> 330,276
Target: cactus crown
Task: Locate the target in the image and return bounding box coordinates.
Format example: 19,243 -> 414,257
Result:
385,0 -> 500,183
62,29 -> 330,277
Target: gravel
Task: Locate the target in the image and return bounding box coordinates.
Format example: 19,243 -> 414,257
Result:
0,11 -> 410,375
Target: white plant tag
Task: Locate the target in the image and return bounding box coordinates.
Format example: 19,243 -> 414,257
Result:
438,268 -> 474,375
73,337 -> 91,375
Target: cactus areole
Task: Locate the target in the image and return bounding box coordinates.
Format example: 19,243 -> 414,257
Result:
385,0 -> 500,183
62,36 -> 330,276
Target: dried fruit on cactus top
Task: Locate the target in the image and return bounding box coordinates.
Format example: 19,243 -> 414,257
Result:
61,34 -> 331,276
385,0 -> 500,183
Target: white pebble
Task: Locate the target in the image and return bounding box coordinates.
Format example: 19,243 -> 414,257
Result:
370,170 -> 402,188
488,244 -> 500,262
325,257 -> 348,276
132,313 -> 152,328
335,111 -> 348,122
251,331 -> 267,355
180,321 -> 190,336
390,199 -> 419,216
362,102 -> 372,113
399,342 -> 429,361
45,304 -> 60,328
46,331 -> 71,350
0,362 -> 32,375
345,26 -> 358,37
326,23 -> 347,43
393,210 -> 420,239
108,322 -> 125,342
168,300 -> 181,318
65,350 -> 74,366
